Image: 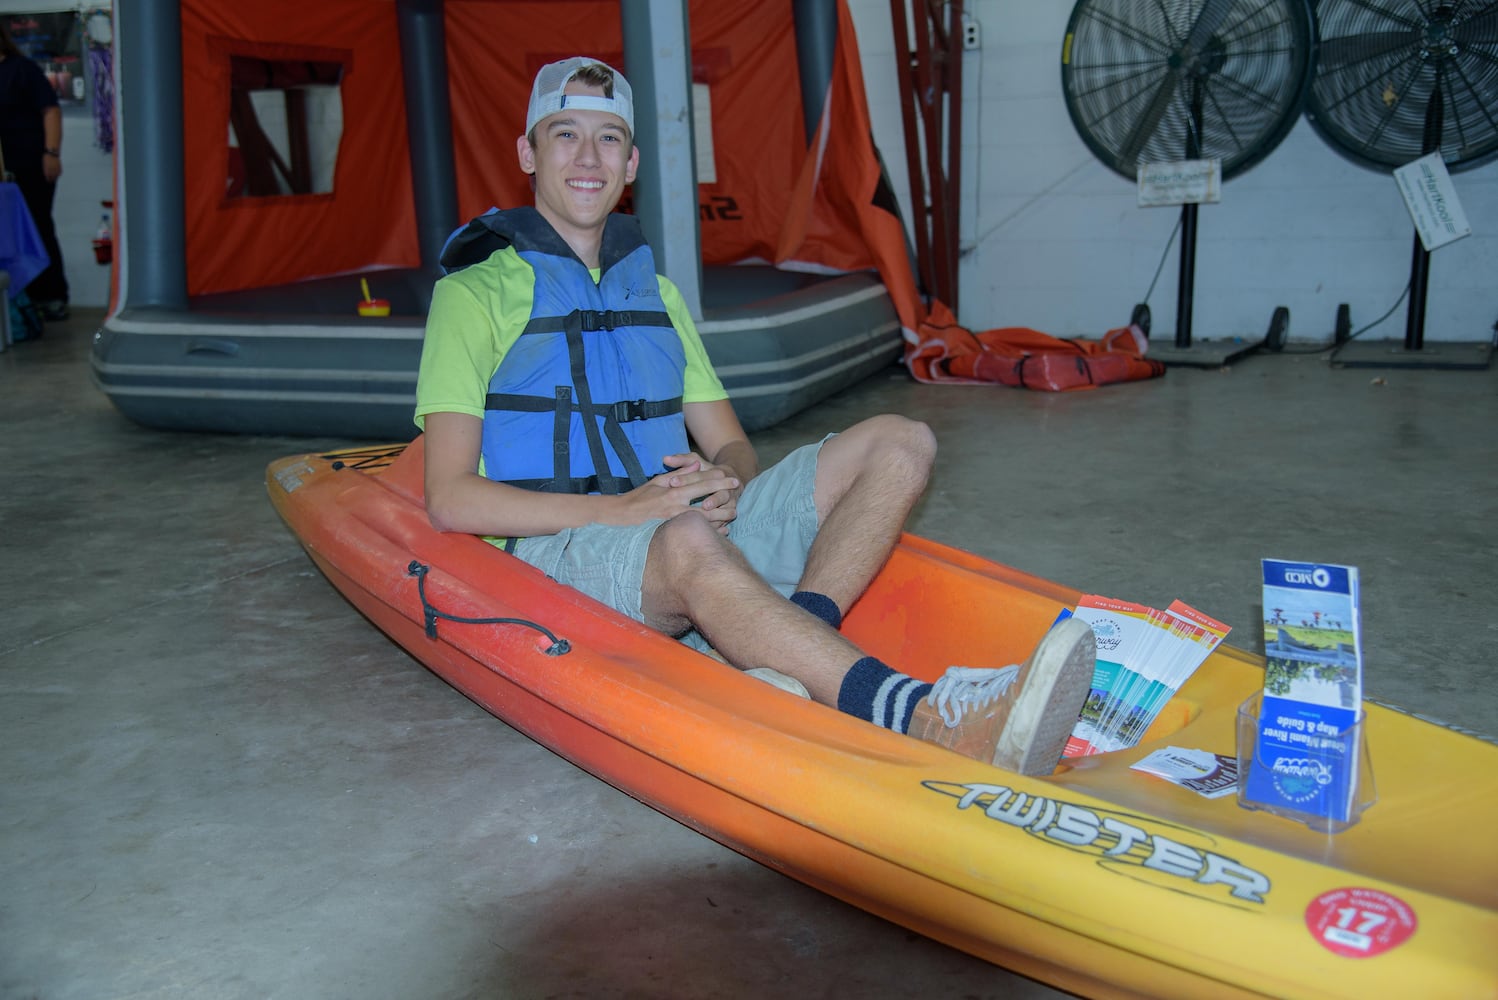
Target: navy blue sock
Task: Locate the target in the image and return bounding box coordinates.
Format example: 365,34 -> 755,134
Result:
837,656 -> 932,734
790,590 -> 842,629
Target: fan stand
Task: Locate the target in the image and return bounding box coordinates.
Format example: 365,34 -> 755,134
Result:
1130,83 -> 1290,368
1331,80 -> 1494,371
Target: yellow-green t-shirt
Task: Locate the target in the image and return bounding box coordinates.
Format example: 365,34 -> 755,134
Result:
415,245 -> 726,446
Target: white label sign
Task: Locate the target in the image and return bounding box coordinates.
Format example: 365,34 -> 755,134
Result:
1394,152 -> 1471,251
1137,159 -> 1221,207
692,82 -> 717,185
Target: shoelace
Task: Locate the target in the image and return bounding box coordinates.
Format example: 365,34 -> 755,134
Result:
927,665 -> 1020,727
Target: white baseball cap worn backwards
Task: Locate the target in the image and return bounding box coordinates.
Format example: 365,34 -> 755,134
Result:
526,57 -> 635,136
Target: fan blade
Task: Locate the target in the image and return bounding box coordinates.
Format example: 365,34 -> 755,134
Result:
1456,7 -> 1498,45
1080,5 -> 1177,60
1117,72 -> 1180,168
1184,0 -> 1239,53
1316,30 -> 1415,70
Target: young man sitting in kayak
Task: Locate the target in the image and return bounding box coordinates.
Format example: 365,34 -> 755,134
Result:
415,57 -> 1095,775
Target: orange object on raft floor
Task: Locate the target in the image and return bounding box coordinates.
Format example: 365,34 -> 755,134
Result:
267,438 -> 1498,1000
357,278 -> 390,317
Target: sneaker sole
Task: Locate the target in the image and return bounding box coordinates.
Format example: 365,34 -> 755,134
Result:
992,617 -> 1096,776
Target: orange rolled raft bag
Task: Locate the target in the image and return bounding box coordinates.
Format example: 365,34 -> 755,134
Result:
906,301 -> 1165,392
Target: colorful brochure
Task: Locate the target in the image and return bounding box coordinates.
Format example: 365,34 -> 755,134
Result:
1243,560 -> 1364,823
1064,596 -> 1230,758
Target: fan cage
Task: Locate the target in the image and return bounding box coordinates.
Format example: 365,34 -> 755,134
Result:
1062,0 -> 1316,181
1307,0 -> 1498,173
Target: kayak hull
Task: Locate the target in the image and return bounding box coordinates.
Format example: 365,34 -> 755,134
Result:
268,441 -> 1498,999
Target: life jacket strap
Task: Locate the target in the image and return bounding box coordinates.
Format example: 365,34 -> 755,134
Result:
521,309 -> 673,336
482,393 -> 684,423
552,386 -> 573,494
610,397 -> 681,423
484,388 -> 684,494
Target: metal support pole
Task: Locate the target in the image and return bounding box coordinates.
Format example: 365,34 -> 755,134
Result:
792,0 -> 838,144
1404,81 -> 1445,352
944,0 -> 963,315
889,0 -> 932,298
117,0 -> 187,308
889,0 -> 962,310
1175,81 -> 1205,348
1175,203 -> 1198,349
621,0 -> 703,320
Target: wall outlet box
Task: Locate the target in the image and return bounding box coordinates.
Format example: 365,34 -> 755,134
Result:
962,17 -> 981,50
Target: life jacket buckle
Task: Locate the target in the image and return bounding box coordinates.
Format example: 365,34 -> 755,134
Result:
577,309 -> 618,332
614,398 -> 650,422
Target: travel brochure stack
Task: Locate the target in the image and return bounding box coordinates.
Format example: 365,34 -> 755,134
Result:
1242,559 -> 1365,825
1063,596 -> 1231,758
1057,562 -> 1370,829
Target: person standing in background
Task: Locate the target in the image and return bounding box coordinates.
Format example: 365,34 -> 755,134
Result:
1,20 -> 70,321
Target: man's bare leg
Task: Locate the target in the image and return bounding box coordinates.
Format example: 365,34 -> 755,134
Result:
637,415 -> 1092,776
638,504 -> 1094,776
640,510 -> 859,705
798,414 -> 936,612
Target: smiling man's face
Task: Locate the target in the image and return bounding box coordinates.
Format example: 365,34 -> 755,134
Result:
518,81 -> 639,257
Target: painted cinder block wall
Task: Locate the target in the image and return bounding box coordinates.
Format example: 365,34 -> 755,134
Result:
848,0 -> 1497,344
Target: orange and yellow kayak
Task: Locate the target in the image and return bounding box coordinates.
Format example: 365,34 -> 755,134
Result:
267,439 -> 1498,1000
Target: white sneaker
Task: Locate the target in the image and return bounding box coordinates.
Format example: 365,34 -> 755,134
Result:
908,617 -> 1096,775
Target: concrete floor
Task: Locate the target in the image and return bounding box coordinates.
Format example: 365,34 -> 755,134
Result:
4,308 -> 1496,999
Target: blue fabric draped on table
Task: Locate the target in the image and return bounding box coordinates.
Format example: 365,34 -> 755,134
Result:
1,181 -> 50,292
2,181 -> 49,347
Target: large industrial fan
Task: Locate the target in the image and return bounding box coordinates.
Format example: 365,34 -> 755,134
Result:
1307,0 -> 1498,369
1062,0 -> 1317,364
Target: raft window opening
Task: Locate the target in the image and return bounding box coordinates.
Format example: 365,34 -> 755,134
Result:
226,54 -> 345,200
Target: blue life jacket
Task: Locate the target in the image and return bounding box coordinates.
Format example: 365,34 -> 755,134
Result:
440,206 -> 687,496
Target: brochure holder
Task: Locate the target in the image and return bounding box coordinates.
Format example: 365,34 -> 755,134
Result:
1236,693 -> 1376,833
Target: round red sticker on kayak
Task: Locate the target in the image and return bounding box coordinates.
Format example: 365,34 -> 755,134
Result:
1305,887 -> 1417,958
